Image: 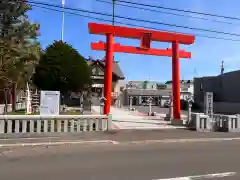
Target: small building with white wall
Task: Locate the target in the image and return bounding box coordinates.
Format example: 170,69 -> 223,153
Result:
122,80 -> 194,107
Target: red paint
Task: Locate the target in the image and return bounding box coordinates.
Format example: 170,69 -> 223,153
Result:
140,33 -> 151,49
89,23 -> 195,44
137,111 -> 148,117
103,33 -> 114,115
91,41 -> 191,58
172,41 -> 181,120
89,23 -> 195,121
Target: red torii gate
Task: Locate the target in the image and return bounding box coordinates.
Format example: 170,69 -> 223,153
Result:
89,23 -> 195,122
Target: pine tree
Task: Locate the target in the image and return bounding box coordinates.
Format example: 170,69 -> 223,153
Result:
32,41 -> 92,94
0,0 -> 41,112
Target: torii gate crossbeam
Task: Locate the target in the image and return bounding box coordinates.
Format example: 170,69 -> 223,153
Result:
89,23 -> 195,123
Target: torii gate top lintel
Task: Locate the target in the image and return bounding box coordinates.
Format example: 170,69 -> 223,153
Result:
88,23 -> 195,45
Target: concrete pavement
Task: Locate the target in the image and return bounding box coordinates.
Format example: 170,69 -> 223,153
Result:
132,105 -> 188,120
92,106 -> 183,129
132,106 -> 189,115
0,140 -> 240,179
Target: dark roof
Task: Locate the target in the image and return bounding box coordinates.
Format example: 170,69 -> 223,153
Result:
86,58 -> 125,79
126,89 -> 171,96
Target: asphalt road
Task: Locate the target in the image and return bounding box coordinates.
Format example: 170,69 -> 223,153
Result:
1,140 -> 240,180
2,129 -> 240,142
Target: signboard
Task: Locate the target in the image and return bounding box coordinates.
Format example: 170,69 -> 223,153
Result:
40,91 -> 60,115
204,92 -> 213,118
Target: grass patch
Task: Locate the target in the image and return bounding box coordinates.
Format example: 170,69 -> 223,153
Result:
60,111 -> 81,115
7,110 -> 40,115
7,109 -> 81,115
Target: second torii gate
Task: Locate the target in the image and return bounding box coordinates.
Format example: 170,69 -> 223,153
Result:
89,23 -> 195,122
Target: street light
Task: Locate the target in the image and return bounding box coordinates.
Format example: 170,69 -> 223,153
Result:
148,96 -> 153,116
61,0 -> 65,41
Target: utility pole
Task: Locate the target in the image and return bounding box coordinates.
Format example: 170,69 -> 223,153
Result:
61,0 -> 65,41
112,0 -> 116,25
193,68 -> 197,78
221,60 -> 224,75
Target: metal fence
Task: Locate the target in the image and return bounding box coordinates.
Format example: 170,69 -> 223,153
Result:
0,114 -> 111,135
189,113 -> 240,132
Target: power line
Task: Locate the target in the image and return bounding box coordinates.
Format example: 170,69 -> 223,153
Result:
31,4 -> 240,42
96,0 -> 240,26
109,0 -> 240,21
27,1 -> 240,37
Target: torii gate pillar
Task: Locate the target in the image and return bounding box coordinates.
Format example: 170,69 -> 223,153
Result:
172,41 -> 181,120
104,33 -> 114,115
89,23 -> 195,121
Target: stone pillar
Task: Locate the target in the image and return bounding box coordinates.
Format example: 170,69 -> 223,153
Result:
139,96 -> 142,105
129,96 -> 133,111
100,97 -> 106,115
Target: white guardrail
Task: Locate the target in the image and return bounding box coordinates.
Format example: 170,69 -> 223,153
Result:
188,113 -> 240,132
0,115 -> 112,134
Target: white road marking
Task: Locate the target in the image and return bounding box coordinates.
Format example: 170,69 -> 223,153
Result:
154,172 -> 236,180
0,140 -> 119,148
0,137 -> 61,141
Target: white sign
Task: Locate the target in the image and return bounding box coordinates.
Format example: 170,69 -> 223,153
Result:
40,91 -> 60,115
204,92 -> 213,118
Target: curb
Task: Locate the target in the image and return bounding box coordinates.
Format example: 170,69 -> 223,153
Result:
127,137 -> 240,144
112,119 -> 172,125
1,137 -> 240,148
0,140 -> 118,148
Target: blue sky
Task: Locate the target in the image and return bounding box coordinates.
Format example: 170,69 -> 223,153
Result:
28,0 -> 240,82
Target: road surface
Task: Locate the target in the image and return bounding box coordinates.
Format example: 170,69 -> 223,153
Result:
0,140 -> 240,179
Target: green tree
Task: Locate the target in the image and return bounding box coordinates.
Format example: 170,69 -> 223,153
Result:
0,0 -> 41,112
143,80 -> 148,89
32,41 -> 92,94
